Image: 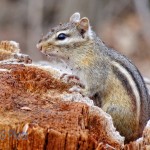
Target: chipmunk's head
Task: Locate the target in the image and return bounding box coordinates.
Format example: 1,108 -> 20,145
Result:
37,12 -> 93,61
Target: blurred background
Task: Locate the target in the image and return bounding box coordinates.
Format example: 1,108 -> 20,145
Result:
0,0 -> 150,77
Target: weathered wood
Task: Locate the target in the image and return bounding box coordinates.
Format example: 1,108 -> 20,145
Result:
0,63 -> 124,149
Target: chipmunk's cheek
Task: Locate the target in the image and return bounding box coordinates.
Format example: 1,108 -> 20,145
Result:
47,47 -> 61,56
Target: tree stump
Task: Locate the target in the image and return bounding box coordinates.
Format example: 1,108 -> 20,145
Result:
0,63 -> 124,149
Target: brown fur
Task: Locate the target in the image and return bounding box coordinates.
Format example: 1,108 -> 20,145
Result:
103,71 -> 139,142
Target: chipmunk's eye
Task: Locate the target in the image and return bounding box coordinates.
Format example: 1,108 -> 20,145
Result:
57,33 -> 67,40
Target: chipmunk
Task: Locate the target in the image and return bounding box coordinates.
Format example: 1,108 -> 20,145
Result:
0,40 -> 32,63
37,12 -> 150,143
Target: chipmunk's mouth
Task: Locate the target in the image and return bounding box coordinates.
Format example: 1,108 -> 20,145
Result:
45,53 -> 58,58
43,50 -> 67,60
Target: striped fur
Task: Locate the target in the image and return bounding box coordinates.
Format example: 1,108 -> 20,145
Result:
112,61 -> 141,124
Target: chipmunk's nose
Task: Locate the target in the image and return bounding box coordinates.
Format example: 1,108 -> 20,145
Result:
36,43 -> 42,51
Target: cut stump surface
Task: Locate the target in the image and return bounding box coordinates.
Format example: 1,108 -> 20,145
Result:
0,63 -> 124,150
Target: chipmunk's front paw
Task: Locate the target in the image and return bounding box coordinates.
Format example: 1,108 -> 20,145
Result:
60,73 -> 84,88
79,89 -> 90,97
69,87 -> 89,97
14,53 -> 32,64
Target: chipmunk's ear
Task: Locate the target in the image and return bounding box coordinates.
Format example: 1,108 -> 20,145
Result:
77,17 -> 92,38
78,17 -> 89,31
70,12 -> 80,23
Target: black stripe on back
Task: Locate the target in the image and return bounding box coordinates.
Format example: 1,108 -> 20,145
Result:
112,63 -> 137,111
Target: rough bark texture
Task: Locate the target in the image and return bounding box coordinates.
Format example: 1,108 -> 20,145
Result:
0,41 -> 150,149
0,63 -> 124,150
